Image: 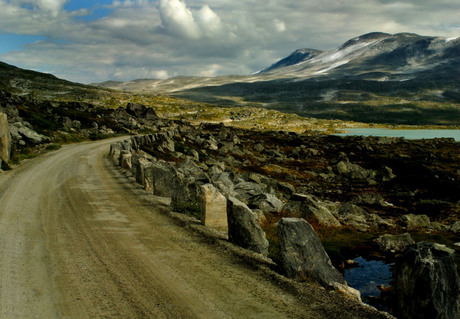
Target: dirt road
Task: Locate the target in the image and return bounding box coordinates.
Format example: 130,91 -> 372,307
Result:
0,138 -> 389,318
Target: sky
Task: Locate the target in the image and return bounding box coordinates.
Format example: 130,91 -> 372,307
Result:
0,0 -> 459,84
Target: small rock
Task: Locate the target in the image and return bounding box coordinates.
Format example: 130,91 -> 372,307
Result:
330,282 -> 362,302
254,143 -> 264,152
249,193 -> 283,214
281,194 -> 341,228
374,233 -> 415,254
450,221 -> 460,233
398,214 -> 431,230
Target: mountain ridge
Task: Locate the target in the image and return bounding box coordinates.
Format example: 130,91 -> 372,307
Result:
93,31 -> 460,93
260,32 -> 460,80
2,31 -> 460,126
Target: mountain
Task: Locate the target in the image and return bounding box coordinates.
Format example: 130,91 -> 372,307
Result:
259,32 -> 460,81
152,32 -> 460,125
5,32 -> 458,126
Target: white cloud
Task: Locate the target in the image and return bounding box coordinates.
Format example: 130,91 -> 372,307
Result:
195,5 -> 225,37
37,0 -> 67,16
159,0 -> 200,39
274,19 -> 286,32
0,0 -> 460,83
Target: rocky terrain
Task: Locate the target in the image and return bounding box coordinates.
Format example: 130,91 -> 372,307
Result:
1,52 -> 459,317
107,113 -> 459,314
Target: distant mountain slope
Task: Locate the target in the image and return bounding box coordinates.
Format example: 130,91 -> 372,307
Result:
97,32 -> 460,93
261,48 -> 323,72
0,61 -> 111,100
260,32 -> 460,80
164,32 -> 460,125
4,31 -> 459,126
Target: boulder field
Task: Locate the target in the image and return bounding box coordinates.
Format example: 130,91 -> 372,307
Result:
108,117 -> 459,316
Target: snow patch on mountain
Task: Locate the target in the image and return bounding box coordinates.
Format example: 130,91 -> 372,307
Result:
316,39 -> 382,64
445,36 -> 459,43
314,60 -> 350,75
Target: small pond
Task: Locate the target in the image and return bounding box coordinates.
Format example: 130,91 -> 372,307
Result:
344,256 -> 394,310
336,128 -> 460,141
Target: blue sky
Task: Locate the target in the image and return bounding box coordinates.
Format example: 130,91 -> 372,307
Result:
64,0 -> 112,21
0,34 -> 45,53
64,0 -> 111,11
0,0 -> 459,83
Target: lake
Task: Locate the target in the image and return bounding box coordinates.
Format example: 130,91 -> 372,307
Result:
336,128 -> 460,141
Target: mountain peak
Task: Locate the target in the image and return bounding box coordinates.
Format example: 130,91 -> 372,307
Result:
339,32 -> 391,49
262,48 -> 323,72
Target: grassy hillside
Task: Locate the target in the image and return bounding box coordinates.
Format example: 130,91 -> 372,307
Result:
171,75 -> 460,126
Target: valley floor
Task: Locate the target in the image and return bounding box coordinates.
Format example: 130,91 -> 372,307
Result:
0,138 -> 389,318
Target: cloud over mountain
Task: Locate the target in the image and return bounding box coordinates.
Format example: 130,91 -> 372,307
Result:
0,0 -> 459,83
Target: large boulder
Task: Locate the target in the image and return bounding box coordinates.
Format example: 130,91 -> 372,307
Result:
133,157 -> 153,191
126,102 -> 159,119
277,218 -> 346,287
119,151 -> 132,170
394,242 -> 460,319
109,142 -> 122,160
281,194 -> 341,228
171,171 -> 204,214
152,163 -> 176,197
0,112 -> 11,167
374,233 -> 415,254
226,197 -> 269,256
200,184 -> 228,232
16,124 -> 47,144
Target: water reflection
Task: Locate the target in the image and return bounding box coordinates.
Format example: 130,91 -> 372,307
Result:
344,256 -> 393,299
